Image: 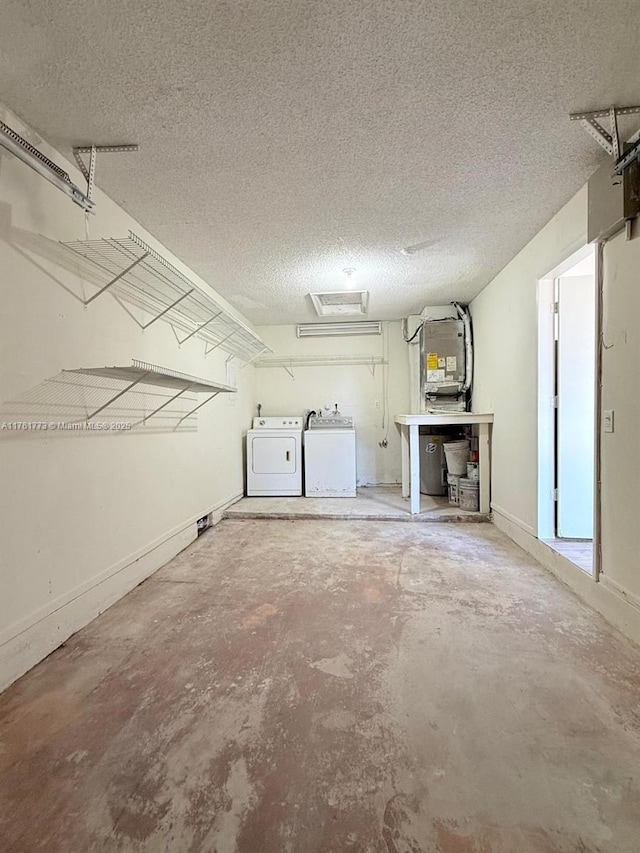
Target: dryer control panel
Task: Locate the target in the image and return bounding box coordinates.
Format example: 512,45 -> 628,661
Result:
252,416 -> 302,429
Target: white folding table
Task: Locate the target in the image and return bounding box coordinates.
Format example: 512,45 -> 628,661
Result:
395,413 -> 494,515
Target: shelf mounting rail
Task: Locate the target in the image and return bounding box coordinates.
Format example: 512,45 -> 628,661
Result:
0,120 -> 94,212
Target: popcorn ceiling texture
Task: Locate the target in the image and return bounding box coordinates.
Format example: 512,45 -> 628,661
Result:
0,0 -> 638,324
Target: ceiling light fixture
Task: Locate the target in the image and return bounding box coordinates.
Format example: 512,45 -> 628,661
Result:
343,267 -> 357,287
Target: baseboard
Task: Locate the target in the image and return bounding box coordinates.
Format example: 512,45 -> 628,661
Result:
490,503 -> 536,536
493,508 -> 640,646
0,490 -> 243,693
598,574 -> 640,613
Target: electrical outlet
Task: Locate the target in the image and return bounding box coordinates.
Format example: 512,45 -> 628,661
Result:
375,400 -> 381,409
603,410 -> 614,433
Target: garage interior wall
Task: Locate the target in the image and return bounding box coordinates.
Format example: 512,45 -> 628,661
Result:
470,186 -> 640,642
254,323 -> 410,485
0,105 -> 256,691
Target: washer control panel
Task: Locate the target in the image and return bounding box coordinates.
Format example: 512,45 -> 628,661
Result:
307,416 -> 354,430
252,416 -> 302,429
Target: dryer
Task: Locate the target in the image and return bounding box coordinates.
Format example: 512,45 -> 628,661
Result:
246,416 -> 303,496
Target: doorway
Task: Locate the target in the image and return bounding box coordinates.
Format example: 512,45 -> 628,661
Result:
538,246 -> 596,575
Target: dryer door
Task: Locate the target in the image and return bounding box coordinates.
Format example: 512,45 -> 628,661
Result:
251,435 -> 297,474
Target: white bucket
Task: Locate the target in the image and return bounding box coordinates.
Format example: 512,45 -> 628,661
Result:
443,440 -> 469,476
459,477 -> 479,512
447,473 -> 461,505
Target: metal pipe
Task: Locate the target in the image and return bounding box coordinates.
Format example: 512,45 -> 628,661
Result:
453,302 -> 473,397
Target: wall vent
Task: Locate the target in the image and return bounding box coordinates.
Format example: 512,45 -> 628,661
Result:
297,321 -> 381,338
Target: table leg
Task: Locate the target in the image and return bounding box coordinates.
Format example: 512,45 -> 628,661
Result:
409,424 -> 420,514
478,422 -> 490,514
401,424 -> 409,498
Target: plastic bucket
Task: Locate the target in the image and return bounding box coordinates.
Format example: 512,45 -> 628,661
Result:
447,473 -> 461,506
459,477 -> 479,512
443,440 -> 469,476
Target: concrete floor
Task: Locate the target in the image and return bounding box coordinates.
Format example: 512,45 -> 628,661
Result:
1,520 -> 639,853
226,485 -> 489,522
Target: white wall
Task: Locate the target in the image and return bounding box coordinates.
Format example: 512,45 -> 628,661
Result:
470,185 -> 640,642
254,323 -> 411,485
470,187 -> 588,530
0,105 -> 257,690
600,229 -> 640,604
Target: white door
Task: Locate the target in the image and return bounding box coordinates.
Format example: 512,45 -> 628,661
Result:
251,436 -> 297,474
556,274 -> 595,538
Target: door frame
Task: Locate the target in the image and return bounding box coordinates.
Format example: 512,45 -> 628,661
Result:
537,244 -> 599,579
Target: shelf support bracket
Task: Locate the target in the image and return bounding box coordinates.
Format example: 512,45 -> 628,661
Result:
141,289 -> 195,330
610,106 -> 620,160
84,372 -> 151,422
178,311 -> 223,346
85,253 -> 150,305
136,386 -> 193,426
570,104 -> 640,158
239,347 -> 271,369
175,392 -> 221,427
73,144 -> 139,201
204,328 -> 239,356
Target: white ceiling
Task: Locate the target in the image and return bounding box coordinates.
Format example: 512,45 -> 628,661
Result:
1,1 -> 638,324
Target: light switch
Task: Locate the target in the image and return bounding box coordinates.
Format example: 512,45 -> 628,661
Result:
603,410 -> 614,433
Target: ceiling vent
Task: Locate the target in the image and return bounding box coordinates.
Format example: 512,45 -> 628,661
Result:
297,321 -> 381,338
309,290 -> 369,317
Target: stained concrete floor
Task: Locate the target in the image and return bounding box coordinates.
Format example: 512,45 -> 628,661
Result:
1,520 -> 639,853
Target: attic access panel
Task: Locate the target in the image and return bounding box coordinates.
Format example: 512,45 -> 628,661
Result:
309,290 -> 369,316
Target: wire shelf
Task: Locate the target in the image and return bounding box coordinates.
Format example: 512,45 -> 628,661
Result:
255,355 -> 386,368
59,232 -> 270,362
254,354 -> 387,377
60,360 -> 236,429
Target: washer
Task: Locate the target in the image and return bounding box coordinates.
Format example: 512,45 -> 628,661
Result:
304,416 -> 356,497
246,416 -> 303,496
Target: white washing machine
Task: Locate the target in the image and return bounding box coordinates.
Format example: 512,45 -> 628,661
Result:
246,416 -> 303,496
304,416 -> 356,497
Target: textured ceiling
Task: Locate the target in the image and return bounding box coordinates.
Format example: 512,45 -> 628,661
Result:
1,1 -> 639,324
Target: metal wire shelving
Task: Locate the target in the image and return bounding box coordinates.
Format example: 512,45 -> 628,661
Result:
63,359 -> 236,429
253,354 -> 386,378
59,232 -> 270,363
